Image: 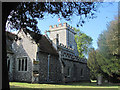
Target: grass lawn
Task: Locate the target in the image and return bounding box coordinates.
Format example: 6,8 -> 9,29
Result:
9,81 -> 120,90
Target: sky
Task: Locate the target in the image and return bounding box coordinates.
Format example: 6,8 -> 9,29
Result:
36,2 -> 118,49
10,2 -> 118,50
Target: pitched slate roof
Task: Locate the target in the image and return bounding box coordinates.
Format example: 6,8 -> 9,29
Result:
38,35 -> 58,55
22,29 -> 58,55
6,31 -> 17,54
6,29 -> 58,55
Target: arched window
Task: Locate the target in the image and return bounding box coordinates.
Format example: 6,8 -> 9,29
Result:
80,68 -> 84,76
73,64 -> 77,77
67,66 -> 71,77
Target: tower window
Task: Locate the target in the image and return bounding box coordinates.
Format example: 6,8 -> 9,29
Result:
67,67 -> 71,77
57,34 -> 59,38
56,34 -> 59,44
56,34 -> 59,40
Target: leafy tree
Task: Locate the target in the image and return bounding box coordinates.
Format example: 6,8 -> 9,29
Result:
2,2 -> 100,89
3,2 -> 99,33
106,17 -> 120,57
96,17 -> 120,82
87,48 -> 101,79
87,48 -> 112,81
88,17 -> 120,82
74,28 -> 93,58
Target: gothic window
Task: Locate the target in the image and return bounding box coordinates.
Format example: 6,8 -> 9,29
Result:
67,67 -> 71,77
18,57 -> 27,71
73,64 -> 77,77
80,68 -> 84,76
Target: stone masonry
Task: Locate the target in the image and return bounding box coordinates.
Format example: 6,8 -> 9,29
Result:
6,23 -> 90,83
49,23 -> 90,82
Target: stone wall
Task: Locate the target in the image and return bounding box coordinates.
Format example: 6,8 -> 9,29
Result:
49,23 -> 79,57
38,52 -> 62,83
12,29 -> 38,83
6,28 -> 90,83
66,29 -> 74,47
49,27 -> 67,46
49,23 -> 91,83
13,55 -> 33,82
7,53 -> 14,81
62,59 -> 90,82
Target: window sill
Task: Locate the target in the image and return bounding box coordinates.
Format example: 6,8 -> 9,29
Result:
18,71 -> 28,72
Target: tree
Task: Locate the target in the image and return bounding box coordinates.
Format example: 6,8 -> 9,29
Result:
74,28 -> 93,58
96,17 -> 120,82
87,48 -> 101,79
4,2 -> 99,32
2,2 -> 100,89
106,17 -> 120,57
87,48 -> 112,83
88,17 -> 120,83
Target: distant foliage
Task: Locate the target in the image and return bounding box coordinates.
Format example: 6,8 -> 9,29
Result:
88,17 -> 120,82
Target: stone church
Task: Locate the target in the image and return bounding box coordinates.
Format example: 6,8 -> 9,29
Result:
6,22 -> 90,83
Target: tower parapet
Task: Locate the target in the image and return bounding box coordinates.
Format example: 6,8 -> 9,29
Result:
49,23 -> 76,34
49,22 -> 79,57
49,25 -> 53,29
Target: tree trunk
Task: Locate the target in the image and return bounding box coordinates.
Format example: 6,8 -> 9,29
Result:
2,2 -> 20,89
2,2 -> 18,89
2,17 -> 10,89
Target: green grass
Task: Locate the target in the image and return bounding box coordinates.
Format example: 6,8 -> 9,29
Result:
10,82 -> 120,89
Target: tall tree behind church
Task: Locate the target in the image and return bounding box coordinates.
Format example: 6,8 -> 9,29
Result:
74,28 -> 93,58
96,17 -> 120,82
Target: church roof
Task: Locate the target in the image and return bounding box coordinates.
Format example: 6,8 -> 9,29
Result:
37,35 -> 58,55
6,31 -> 17,41
21,29 -> 58,55
6,29 -> 58,55
6,31 -> 17,54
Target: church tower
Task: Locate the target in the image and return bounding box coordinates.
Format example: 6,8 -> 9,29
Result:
49,23 -> 78,56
